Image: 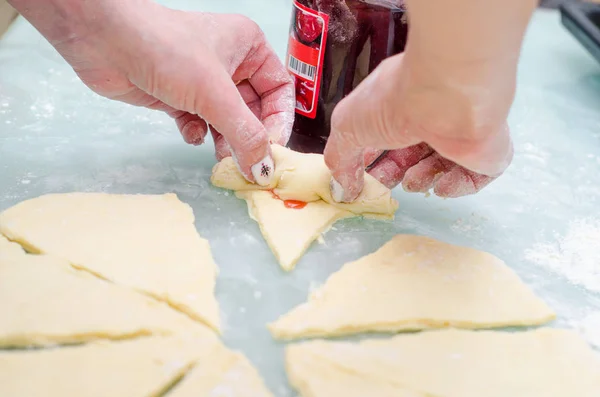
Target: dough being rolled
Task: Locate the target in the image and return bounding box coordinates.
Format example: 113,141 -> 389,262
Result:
211,144 -> 398,219
0,247 -> 208,348
0,193 -> 220,332
286,328 -> 600,397
270,235 -> 555,339
237,190 -> 352,271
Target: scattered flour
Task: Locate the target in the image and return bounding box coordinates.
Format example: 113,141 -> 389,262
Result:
451,213 -> 485,235
576,312 -> 600,349
525,218 -> 600,292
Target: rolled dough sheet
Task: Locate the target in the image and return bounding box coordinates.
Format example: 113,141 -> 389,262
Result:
0,335 -> 273,397
286,328 -> 600,397
0,334 -> 213,397
270,235 -> 555,339
236,190 -> 352,271
0,193 -> 220,332
0,248 -> 209,348
168,342 -> 274,397
287,351 -> 419,397
0,234 -> 24,259
211,144 -> 399,218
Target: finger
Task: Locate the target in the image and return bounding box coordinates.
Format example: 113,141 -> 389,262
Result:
364,148 -> 386,168
368,143 -> 435,189
330,55 -> 419,149
402,153 -> 456,193
235,40 -> 295,146
210,127 -> 232,161
209,81 -> 258,161
323,124 -> 366,202
190,66 -> 273,186
433,167 -> 496,198
237,81 -> 262,120
324,56 -> 419,202
428,122 -> 514,177
168,110 -> 209,146
207,81 -> 260,160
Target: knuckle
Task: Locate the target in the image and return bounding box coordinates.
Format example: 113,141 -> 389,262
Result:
235,15 -> 264,44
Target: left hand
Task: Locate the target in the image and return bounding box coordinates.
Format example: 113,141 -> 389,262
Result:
49,1 -> 295,184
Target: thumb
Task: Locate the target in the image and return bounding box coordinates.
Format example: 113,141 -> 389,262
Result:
324,56 -> 419,202
193,67 -> 274,186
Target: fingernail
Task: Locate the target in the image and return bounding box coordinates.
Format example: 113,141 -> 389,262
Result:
251,155 -> 275,186
330,177 -> 346,203
190,135 -> 204,146
183,121 -> 206,146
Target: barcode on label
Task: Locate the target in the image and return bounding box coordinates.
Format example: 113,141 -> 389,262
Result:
288,55 -> 316,81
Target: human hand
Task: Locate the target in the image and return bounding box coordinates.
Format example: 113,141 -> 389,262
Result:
324,53 -> 513,200
323,0 -> 536,201
50,1 -> 295,185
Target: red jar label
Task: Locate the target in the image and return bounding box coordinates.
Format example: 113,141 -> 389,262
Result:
287,1 -> 329,119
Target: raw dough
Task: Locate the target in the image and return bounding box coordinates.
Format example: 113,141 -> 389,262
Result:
0,235 -> 23,259
286,328 -> 600,397
0,247 -> 208,348
0,334 -> 209,397
168,343 -> 273,397
270,235 -> 555,339
0,193 -> 220,331
287,351 -> 415,397
211,144 -> 398,218
211,145 -> 397,269
0,335 -> 273,397
237,190 -> 352,271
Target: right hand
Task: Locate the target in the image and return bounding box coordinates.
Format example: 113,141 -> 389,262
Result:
324,52 -> 514,200
323,0 -> 536,201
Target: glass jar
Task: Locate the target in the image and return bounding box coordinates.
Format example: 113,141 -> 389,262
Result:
285,0 -> 408,154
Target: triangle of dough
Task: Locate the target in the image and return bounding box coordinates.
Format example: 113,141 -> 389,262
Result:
0,247 -> 210,348
0,193 -> 220,332
0,235 -> 24,259
286,346 -> 421,397
168,343 -> 273,397
286,329 -> 600,397
236,190 -> 352,271
0,335 -> 218,397
270,235 -> 555,339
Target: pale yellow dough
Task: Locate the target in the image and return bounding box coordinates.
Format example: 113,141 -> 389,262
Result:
0,247 -> 208,348
168,343 -> 273,397
211,145 -> 397,269
270,235 -> 555,339
286,328 -> 600,397
0,335 -> 273,397
210,144 -> 398,218
237,190 -> 352,271
0,193 -> 220,331
0,234 -> 23,259
0,335 -> 214,397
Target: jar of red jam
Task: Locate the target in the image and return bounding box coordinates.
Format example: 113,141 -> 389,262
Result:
285,0 -> 408,154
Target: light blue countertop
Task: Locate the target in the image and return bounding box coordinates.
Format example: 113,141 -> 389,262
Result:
1,2 -> 600,394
